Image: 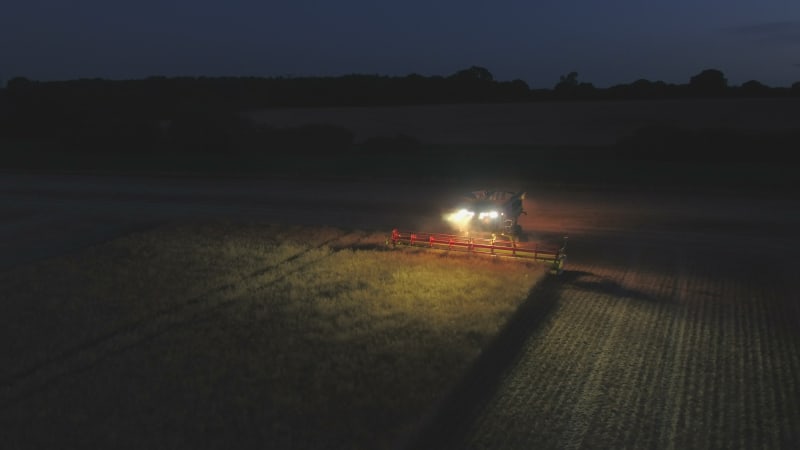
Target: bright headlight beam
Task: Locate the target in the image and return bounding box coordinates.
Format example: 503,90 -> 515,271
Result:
444,209 -> 475,232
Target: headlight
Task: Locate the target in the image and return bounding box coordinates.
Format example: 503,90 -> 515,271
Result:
451,209 -> 475,221
444,209 -> 475,232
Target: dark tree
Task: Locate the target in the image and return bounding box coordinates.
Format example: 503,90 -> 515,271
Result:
554,72 -> 595,99
449,66 -> 494,82
741,79 -> 766,89
496,79 -> 531,101
739,79 -> 771,96
608,78 -> 671,99
446,66 -> 496,102
689,69 -> 728,96
555,72 -> 579,90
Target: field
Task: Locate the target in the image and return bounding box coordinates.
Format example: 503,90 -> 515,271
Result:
0,219 -> 549,449
421,231 -> 800,449
1,172 -> 799,449
243,98 -> 800,146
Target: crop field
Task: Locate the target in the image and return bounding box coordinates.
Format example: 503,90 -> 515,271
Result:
0,221 -> 549,449
1,173 -> 799,449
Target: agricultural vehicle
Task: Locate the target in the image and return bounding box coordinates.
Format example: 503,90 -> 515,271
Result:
443,190 -> 527,238
387,189 -> 568,274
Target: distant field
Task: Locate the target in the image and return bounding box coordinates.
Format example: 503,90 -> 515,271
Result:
2,140 -> 795,195
243,98 -> 800,146
4,98 -> 800,194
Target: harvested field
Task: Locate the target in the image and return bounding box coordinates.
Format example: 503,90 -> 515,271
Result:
413,228 -> 800,449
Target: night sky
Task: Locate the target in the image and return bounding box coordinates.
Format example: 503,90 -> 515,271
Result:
3,0 -> 799,88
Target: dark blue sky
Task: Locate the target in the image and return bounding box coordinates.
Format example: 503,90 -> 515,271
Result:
3,0 -> 799,88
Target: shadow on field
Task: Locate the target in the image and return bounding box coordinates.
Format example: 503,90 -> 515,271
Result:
568,270 -> 655,303
405,269 -> 582,450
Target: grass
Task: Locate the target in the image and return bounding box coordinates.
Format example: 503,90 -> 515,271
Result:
0,220 -> 549,449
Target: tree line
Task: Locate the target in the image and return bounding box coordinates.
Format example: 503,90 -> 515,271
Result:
0,66 -> 798,177
2,66 -> 799,112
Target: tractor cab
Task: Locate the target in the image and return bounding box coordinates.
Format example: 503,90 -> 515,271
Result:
444,189 -> 527,238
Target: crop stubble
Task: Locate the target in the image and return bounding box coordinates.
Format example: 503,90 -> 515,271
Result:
439,233 -> 800,450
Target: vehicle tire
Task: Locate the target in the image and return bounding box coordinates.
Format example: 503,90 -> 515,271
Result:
552,254 -> 567,275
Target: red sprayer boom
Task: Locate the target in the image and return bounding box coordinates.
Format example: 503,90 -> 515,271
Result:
387,229 -> 567,275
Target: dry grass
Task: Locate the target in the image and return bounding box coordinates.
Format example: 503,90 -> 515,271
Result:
0,220 -> 548,449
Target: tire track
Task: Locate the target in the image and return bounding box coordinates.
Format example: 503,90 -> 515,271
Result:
489,266 -> 612,448
454,259 -> 642,449
719,275 -> 737,450
635,267 -> 680,450
769,275 -> 800,447
0,230 -> 365,409
733,281 -> 748,450
616,274 -> 661,448
753,280 -> 778,449
556,249 -> 640,450
762,282 -> 784,449
742,280 -> 759,448
407,267 -> 570,450
661,247 -> 691,450
682,269 -> 711,449
484,267 -> 607,448
711,275 -> 729,449
695,272 -> 715,450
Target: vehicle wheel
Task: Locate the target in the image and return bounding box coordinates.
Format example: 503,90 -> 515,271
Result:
552,254 -> 567,275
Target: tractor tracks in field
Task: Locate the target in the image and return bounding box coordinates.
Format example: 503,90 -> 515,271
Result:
0,230 -> 369,409
407,244 -> 664,449
405,268 -> 570,450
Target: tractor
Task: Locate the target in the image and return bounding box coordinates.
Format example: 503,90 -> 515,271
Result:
387,189 -> 568,274
443,189 -> 527,239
